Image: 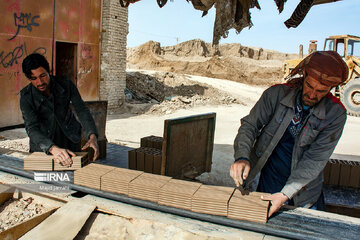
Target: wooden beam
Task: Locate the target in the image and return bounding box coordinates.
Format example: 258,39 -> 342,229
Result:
0,184 -> 13,205
19,201 -> 95,240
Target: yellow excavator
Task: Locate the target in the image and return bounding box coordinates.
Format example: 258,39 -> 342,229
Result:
283,35 -> 360,117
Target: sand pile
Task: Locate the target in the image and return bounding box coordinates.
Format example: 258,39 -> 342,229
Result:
127,39 -> 298,85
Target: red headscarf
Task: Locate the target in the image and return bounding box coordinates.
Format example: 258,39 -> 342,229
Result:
287,51 -> 348,88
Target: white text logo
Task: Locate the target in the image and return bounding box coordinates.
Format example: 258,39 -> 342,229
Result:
34,172 -> 70,182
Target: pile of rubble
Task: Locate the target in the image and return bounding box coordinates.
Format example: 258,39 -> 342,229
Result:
0,197 -> 47,232
125,71 -> 241,115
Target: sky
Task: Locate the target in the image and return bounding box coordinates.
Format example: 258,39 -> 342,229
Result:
127,0 -> 360,54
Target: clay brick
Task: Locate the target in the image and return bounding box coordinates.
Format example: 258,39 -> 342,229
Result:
128,149 -> 137,170
136,150 -> 145,171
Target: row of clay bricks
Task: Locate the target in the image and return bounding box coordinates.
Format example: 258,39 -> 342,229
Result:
23,152 -> 89,171
140,135 -> 163,150
74,163 -> 270,223
323,161 -> 360,188
128,147 -> 162,174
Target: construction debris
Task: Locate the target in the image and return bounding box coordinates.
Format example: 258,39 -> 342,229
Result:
0,198 -> 47,232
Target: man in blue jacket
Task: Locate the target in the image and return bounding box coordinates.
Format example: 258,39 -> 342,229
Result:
20,53 -> 99,167
230,51 -> 348,217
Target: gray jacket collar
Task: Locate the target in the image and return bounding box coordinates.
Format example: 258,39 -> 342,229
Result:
280,87 -> 326,120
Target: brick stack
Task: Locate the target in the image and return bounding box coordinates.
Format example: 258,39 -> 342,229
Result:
140,135 -> 163,150
191,185 -> 235,216
158,179 -> 202,210
74,164 -> 115,189
23,153 -> 53,171
73,164 -> 272,223
101,168 -> 143,195
128,135 -> 163,174
24,152 -> 89,171
228,191 -> 270,223
129,173 -> 172,202
324,159 -> 360,188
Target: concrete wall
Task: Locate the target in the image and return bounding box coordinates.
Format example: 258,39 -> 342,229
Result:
100,0 -> 128,112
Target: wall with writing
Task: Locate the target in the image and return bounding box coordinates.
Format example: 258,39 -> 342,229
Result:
0,0 -> 102,128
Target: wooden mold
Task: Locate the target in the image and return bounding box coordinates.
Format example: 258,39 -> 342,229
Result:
161,113 -> 216,180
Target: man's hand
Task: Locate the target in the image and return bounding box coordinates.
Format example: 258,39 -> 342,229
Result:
49,145 -> 75,167
82,134 -> 99,161
261,192 -> 289,217
230,160 -> 251,187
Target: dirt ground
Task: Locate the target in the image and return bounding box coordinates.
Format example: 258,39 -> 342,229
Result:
0,196 -> 50,232
127,39 -> 298,86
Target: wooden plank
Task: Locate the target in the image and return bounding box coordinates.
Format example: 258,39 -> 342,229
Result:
161,113 -> 216,179
0,184 -> 13,205
205,117 -> 215,172
0,208 -> 57,240
20,201 -> 95,240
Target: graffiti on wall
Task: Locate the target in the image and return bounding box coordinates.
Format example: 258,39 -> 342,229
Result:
0,42 -> 47,82
0,42 -> 46,70
8,12 -> 40,40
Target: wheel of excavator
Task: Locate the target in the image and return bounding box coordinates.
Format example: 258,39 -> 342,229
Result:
340,78 -> 360,117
